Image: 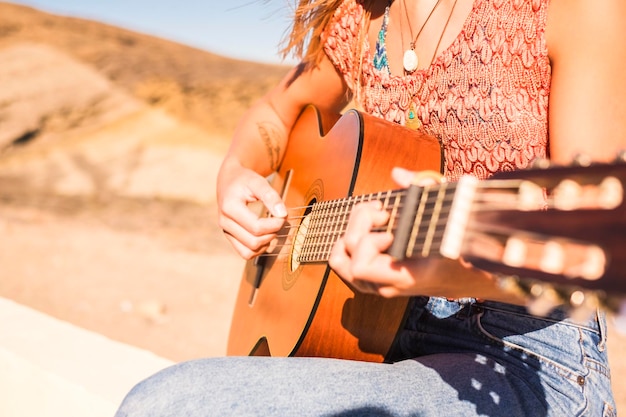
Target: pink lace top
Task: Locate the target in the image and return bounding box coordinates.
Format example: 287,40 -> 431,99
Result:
323,0 -> 551,181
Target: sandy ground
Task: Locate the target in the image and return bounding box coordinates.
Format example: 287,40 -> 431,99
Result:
0,198 -> 243,362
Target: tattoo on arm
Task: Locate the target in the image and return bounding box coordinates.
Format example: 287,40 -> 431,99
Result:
257,122 -> 283,171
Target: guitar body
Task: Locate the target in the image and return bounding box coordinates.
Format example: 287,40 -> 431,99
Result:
227,105 -> 443,362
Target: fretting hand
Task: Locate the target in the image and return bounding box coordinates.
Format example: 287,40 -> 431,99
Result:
329,167 -> 488,299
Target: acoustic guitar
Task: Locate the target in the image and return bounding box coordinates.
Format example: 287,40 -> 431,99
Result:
227,105 -> 626,363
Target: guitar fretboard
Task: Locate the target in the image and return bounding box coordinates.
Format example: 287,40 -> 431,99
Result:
295,178 -> 476,263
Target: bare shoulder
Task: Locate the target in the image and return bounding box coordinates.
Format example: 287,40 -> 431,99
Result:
545,0 -> 626,163
546,0 -> 626,60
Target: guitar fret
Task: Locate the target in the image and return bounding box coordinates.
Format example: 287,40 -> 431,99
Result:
299,204 -> 318,262
422,183 -> 448,257
324,199 -> 343,259
410,187 -> 457,256
297,182 -> 459,264
315,202 -> 328,260
406,186 -> 430,258
334,198 -> 351,250
411,189 -> 436,256
381,190 -> 392,232
381,190 -> 392,233
325,200 -> 341,259
308,201 -> 332,261
317,200 -> 332,260
430,192 -> 455,253
387,191 -> 403,235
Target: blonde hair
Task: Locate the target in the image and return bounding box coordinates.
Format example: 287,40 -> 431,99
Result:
280,0 -> 372,69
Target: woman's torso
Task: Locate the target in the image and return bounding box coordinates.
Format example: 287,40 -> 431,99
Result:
323,0 -> 552,181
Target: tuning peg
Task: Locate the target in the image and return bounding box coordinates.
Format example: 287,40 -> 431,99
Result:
527,283 -> 563,317
496,275 -> 527,298
572,154 -> 593,167
613,300 -> 626,335
530,157 -> 552,170
598,176 -> 623,209
615,150 -> 626,163
518,181 -> 546,210
567,290 -> 600,323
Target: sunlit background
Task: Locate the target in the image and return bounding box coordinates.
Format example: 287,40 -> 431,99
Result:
8,0 -> 294,64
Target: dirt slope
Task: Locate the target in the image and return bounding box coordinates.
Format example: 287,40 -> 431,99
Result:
0,1 -> 289,139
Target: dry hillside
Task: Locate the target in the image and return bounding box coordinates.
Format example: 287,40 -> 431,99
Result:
0,1 -> 289,140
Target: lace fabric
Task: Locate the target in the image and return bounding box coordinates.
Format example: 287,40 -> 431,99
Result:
322,0 -> 551,181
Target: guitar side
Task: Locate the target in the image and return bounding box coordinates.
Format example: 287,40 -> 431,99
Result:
227,105 -> 443,362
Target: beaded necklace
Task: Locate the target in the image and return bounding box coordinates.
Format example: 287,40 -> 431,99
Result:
373,2 -> 391,72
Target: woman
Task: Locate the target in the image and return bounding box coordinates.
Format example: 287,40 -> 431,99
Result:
116,0 -> 625,415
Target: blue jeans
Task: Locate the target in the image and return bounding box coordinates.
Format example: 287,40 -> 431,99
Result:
115,297 -> 616,417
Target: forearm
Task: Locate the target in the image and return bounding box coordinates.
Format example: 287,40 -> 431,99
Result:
223,96 -> 291,178
409,259 -> 528,305
223,58 -> 349,177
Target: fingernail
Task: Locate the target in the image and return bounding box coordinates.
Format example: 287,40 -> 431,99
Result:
274,203 -> 287,217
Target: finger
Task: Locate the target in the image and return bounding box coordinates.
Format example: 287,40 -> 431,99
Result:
330,232 -> 398,294
348,232 -> 418,296
328,237 -> 352,280
343,201 -> 389,252
224,207 -> 285,238
219,178 -> 286,236
223,232 -> 267,260
246,175 -> 287,219
223,216 -> 277,259
391,167 -> 417,188
391,167 -> 444,187
349,232 -> 395,279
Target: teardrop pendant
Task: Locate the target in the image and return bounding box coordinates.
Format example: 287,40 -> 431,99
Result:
406,103 -> 422,130
403,49 -> 419,73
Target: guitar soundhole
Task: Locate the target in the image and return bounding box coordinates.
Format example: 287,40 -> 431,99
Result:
289,198 -> 316,273
283,179 -> 323,290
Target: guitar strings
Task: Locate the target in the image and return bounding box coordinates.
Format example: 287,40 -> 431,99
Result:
254,179 -> 544,262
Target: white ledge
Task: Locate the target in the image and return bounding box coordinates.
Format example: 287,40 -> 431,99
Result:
0,297 -> 174,417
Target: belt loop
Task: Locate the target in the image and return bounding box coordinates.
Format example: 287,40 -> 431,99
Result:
470,302 -> 483,317
596,308 -> 607,352
461,299 -> 482,318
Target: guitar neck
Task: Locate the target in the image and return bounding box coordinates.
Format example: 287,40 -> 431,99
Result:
296,177 -> 477,264
293,161 -> 626,300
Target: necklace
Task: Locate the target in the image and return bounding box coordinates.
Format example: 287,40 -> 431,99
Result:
402,0 -> 443,73
405,0 -> 460,130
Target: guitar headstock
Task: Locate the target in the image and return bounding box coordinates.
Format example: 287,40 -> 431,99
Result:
457,157 -> 626,317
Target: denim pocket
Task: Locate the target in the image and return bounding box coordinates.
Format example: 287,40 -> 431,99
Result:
474,305 -> 590,415
475,304 -> 599,376
474,304 -> 618,417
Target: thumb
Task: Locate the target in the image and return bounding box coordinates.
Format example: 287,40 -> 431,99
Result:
391,167 -> 444,188
391,167 -> 418,188
258,185 -> 287,218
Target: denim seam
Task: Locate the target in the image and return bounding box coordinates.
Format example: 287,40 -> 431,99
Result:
480,305 -> 600,334
576,320 -> 612,380
475,312 -> 583,383
603,402 -> 617,417
583,357 -> 611,380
